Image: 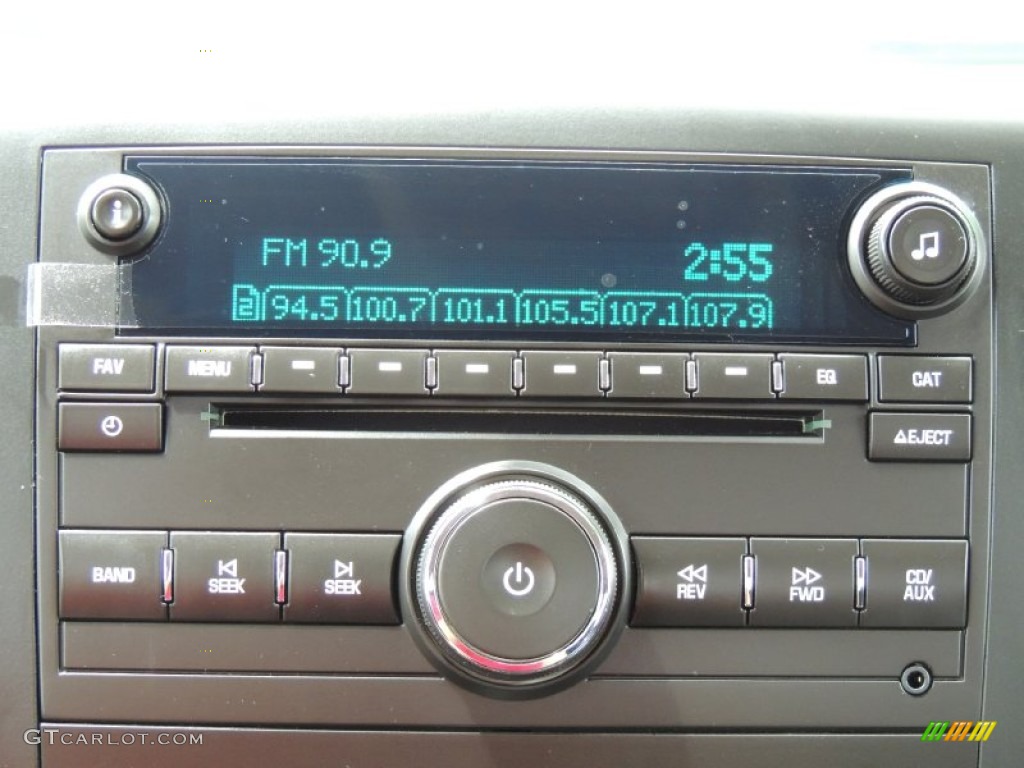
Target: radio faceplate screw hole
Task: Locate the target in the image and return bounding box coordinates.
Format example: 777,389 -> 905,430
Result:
900,662 -> 933,696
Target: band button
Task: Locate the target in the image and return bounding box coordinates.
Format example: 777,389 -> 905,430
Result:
59,530 -> 168,620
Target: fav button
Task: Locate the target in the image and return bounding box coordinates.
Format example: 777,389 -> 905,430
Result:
58,344 -> 156,392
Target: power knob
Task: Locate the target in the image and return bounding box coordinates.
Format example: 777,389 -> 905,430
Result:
401,463 -> 629,698
77,174 -> 163,256
847,183 -> 985,318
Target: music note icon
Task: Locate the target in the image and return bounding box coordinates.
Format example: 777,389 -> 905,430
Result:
911,231 -> 941,261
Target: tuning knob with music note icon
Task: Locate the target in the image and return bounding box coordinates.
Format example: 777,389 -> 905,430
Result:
848,183 -> 984,317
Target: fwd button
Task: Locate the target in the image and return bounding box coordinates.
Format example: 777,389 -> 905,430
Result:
748,538 -> 858,627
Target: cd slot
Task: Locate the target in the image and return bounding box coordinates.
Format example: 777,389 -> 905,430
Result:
214,407 -> 824,439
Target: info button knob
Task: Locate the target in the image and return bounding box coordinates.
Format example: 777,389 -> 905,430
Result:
407,467 -> 628,697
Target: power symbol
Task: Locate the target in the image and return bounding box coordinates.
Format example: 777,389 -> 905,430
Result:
502,561 -> 535,597
100,415 -> 124,438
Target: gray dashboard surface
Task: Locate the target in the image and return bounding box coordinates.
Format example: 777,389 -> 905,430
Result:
2,11 -> 1023,766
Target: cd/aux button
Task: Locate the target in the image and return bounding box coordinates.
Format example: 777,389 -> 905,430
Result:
860,539 -> 968,628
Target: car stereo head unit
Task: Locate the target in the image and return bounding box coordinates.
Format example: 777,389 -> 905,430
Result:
33,147 -> 992,720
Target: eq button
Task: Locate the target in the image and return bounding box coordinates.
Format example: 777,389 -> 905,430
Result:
778,354 -> 868,401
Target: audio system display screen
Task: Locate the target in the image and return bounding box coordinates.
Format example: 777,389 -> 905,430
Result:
124,158 -> 915,344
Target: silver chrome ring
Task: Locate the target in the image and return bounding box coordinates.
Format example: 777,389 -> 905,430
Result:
417,480 -> 617,680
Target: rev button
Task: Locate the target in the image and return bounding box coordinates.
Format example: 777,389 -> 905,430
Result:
631,537 -> 746,627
